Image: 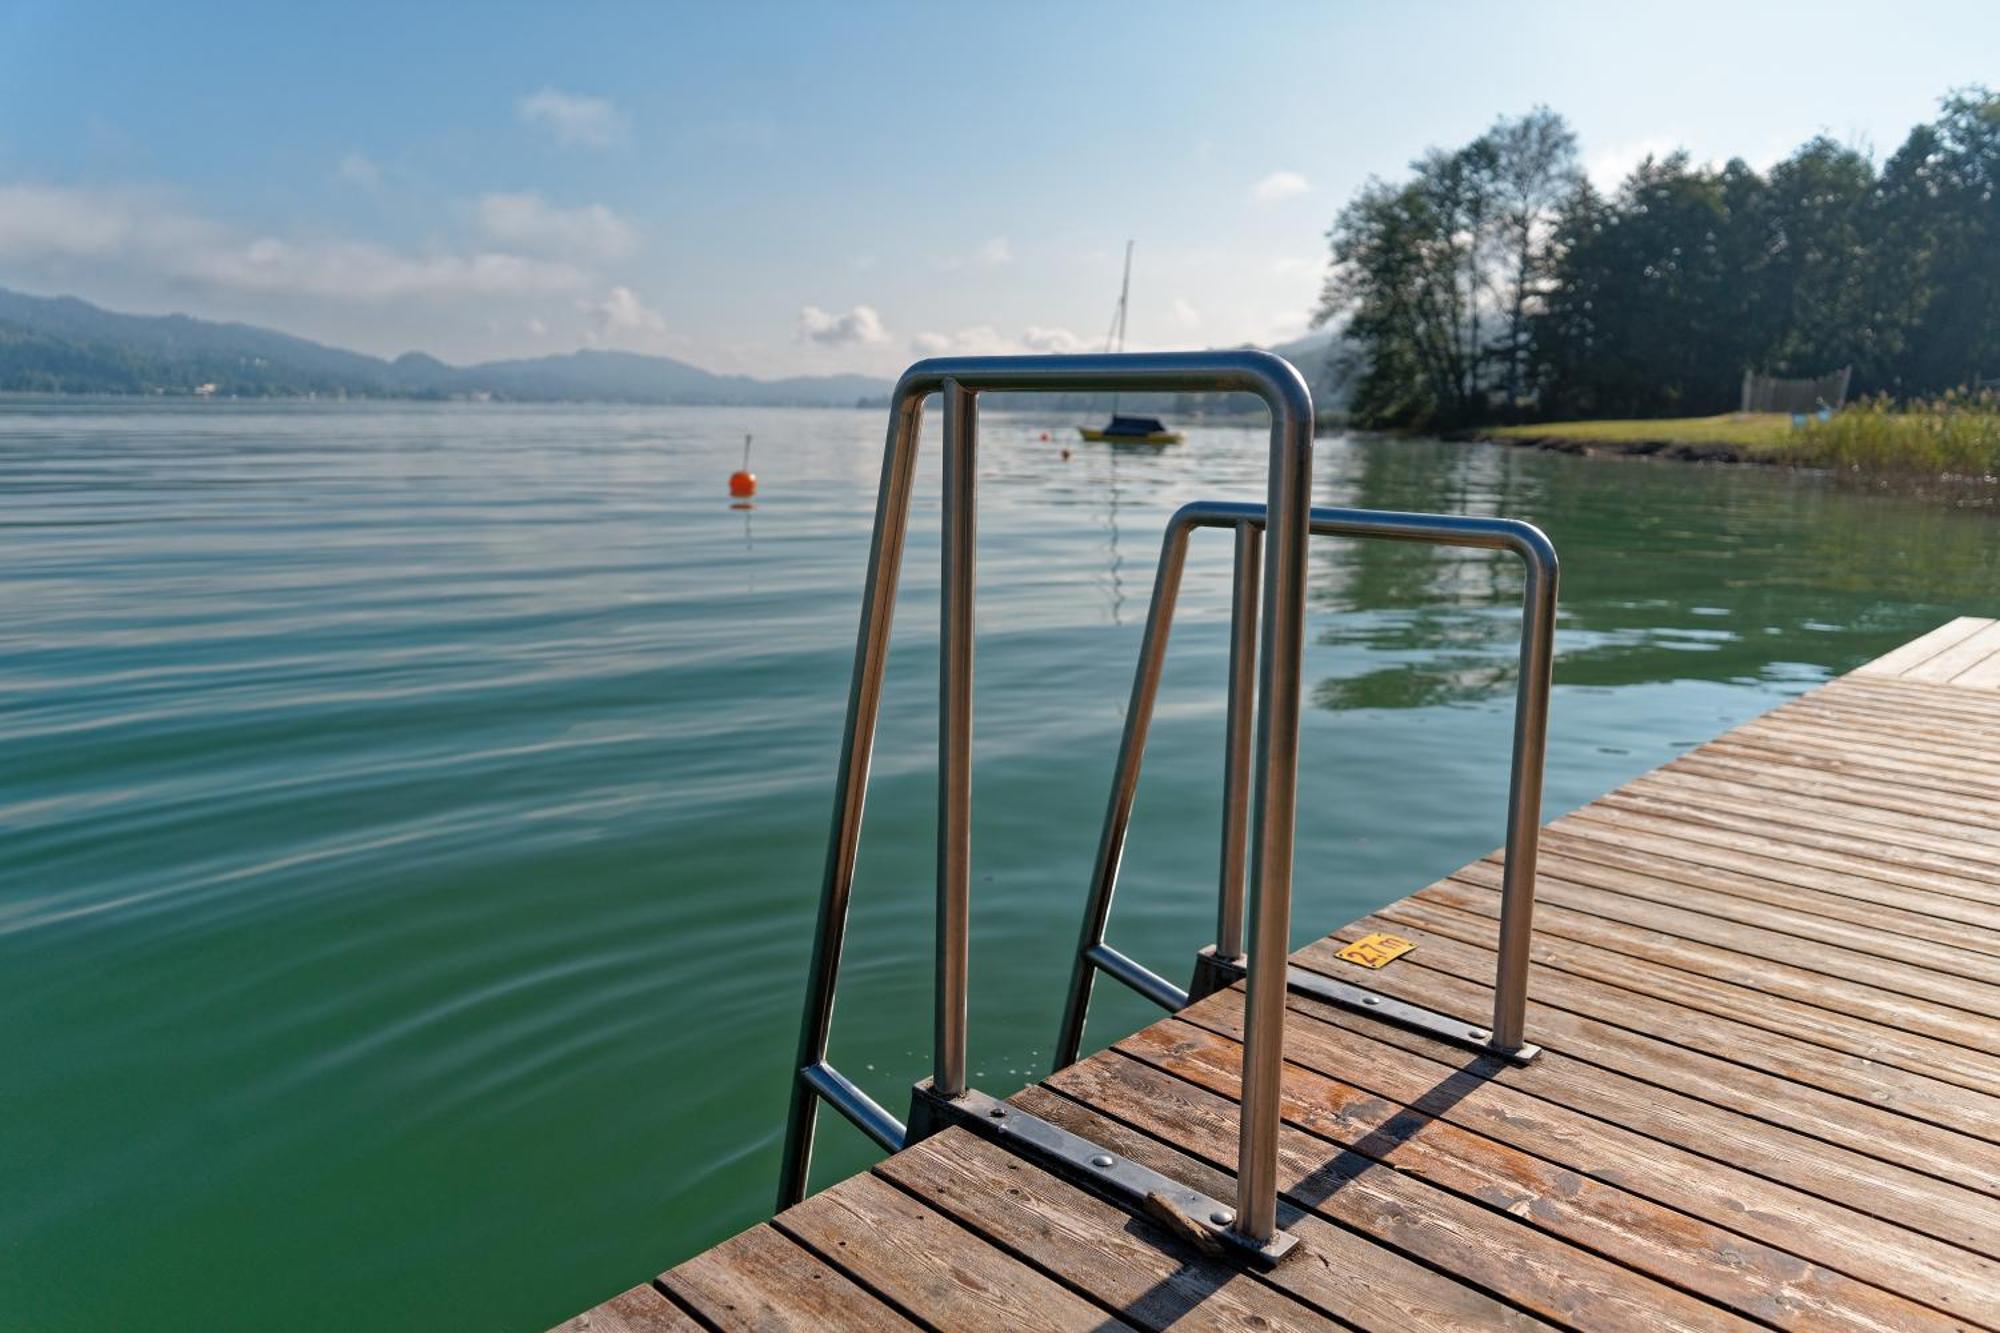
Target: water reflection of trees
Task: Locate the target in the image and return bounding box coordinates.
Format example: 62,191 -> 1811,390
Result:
1305,437 -> 2000,711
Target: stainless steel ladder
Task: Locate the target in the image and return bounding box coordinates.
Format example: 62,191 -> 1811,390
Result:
1055,499 -> 1559,1070
775,350 -> 1557,1266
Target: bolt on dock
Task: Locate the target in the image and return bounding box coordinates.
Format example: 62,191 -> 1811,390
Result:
558,615 -> 2000,1332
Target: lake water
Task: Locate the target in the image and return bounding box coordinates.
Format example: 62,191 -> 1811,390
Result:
3,398 -> 1993,1330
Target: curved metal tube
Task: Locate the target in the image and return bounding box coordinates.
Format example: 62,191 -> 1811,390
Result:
778,351 -> 1314,1253
1057,499 -> 1558,1067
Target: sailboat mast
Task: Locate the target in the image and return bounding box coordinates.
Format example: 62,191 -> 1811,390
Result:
1109,239 -> 1133,414
1114,239 -> 1132,353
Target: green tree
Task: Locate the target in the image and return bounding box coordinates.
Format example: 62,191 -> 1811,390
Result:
1318,109 -> 1577,426
1759,137 -> 1877,380
1484,108 -> 1580,409
1883,89 -> 2000,391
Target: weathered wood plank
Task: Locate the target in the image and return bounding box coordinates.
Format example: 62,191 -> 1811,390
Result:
1322,907 -> 2000,1151
1125,1011 -> 1995,1328
658,1224 -> 920,1331
1832,666 -> 2000,705
1656,752 -> 2000,862
1536,822 -> 2000,954
1772,693 -> 2000,748
1906,620 -> 2000,683
1261,957 -> 2000,1255
1832,684 -> 2000,736
1046,1050 -> 1752,1331
549,1283 -> 701,1333
1951,647 -> 2000,690
874,1127 -> 1329,1330
1417,873 -> 2000,1050
1472,844 -> 2000,991
1739,714 -> 2000,783
1552,800 -> 2000,924
1009,1084 -> 1556,1331
1637,765 -> 2000,873
774,1171 -> 1129,1332
1850,618 -> 1996,678
1559,802 -> 2000,912
1593,784 -> 2000,894
1380,890 -> 2000,1108
1458,851 -> 2000,998
1704,733 -> 2000,806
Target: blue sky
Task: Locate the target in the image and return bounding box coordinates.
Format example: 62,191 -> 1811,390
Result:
2,0 -> 1995,376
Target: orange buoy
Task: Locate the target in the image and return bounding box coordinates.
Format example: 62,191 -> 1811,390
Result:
729,432 -> 758,497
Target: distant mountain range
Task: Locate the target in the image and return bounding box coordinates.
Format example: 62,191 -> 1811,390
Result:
0,285 -> 1347,411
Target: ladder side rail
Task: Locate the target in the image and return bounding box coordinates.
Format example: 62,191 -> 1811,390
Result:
1494,522 -> 1558,1050
1061,503 -> 1558,1074
776,388 -> 927,1209
1053,505 -> 1202,1068
1279,507 -> 1558,1052
936,381 -> 976,1098
1216,520 -> 1263,965
778,353 -> 1315,1253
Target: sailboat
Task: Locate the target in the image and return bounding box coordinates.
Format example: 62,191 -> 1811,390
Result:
1077,240 -> 1184,445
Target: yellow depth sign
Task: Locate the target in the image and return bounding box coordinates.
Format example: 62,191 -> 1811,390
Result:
1337,932 -> 1415,969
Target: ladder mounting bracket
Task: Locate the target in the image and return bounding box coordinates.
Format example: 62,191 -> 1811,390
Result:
907,1080 -> 1301,1269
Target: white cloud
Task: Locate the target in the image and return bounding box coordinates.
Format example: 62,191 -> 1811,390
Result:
1020,325 -> 1087,353
911,324 -> 1089,356
517,88 -> 628,148
0,183 -> 586,301
937,236 -> 1016,271
798,304 -> 888,346
335,152 -> 382,189
1585,136 -> 1678,190
1252,170 -> 1311,204
476,192 -> 635,262
911,325 -> 1008,356
580,286 -> 666,339
187,242 -> 583,301
1170,297 -> 1200,328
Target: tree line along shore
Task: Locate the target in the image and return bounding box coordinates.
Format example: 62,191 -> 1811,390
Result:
1315,90 -> 2000,483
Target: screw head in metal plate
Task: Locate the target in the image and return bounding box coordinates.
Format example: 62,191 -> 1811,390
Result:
988,1105 -> 1007,1118
1361,995 -> 1380,1006
1209,1209 -> 1234,1225
1468,1028 -> 1490,1042
1089,1153 -> 1116,1169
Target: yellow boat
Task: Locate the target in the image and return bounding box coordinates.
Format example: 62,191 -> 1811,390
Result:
1079,414 -> 1184,445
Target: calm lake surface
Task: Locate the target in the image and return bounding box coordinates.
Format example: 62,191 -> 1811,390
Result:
3,398 -> 1993,1330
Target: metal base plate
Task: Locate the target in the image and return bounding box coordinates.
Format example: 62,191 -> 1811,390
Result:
907,1080 -> 1300,1268
1198,948 -> 1541,1064
1187,946 -> 1246,1003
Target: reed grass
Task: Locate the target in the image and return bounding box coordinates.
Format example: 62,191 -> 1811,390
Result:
1491,393 -> 2000,480
1487,413 -> 1793,450
1782,391 -> 2000,479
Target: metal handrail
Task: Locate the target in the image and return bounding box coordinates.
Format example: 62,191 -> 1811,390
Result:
1055,500 -> 1559,1068
777,351 -> 1314,1261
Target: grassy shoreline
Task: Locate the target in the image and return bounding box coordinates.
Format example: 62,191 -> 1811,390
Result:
1478,398 -> 2000,483
1479,413 -> 1793,463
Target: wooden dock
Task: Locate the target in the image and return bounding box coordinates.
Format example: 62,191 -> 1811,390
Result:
559,619 -> 2000,1332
